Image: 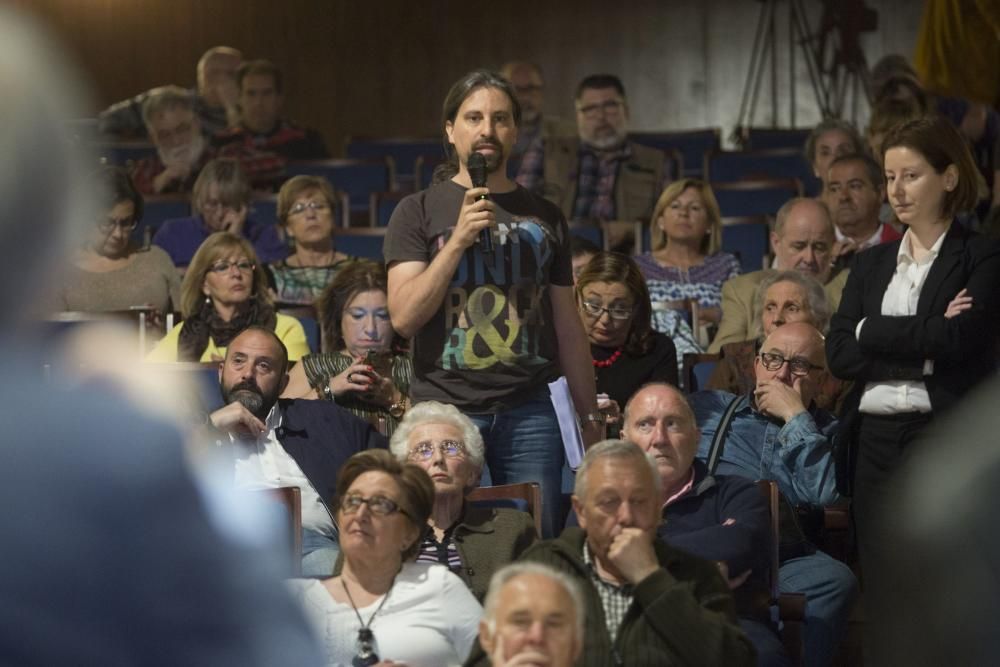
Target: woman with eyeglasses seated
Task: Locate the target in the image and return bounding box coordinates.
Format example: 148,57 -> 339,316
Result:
147,231 -> 309,362
265,175 -> 354,306
282,260 -> 411,436
633,179 -> 740,328
707,270 -> 849,413
152,157 -> 288,271
577,253 -> 678,416
289,449 -> 481,667
54,166 -> 180,327
387,401 -> 536,601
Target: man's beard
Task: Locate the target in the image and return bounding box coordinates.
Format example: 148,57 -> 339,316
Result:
158,132 -> 207,170
469,139 -> 504,173
220,378 -> 278,421
583,123 -> 627,151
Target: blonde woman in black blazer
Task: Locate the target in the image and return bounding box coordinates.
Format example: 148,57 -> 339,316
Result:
826,115 -> 1000,661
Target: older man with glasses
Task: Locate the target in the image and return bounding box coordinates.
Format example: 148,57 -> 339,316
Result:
689,321 -> 858,667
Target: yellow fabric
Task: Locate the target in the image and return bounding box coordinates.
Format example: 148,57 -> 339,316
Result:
146,313 -> 310,362
914,0 -> 1000,106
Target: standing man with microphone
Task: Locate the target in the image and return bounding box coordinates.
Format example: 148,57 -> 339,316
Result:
384,70 -> 603,538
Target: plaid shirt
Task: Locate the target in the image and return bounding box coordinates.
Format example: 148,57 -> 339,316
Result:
572,143 -> 632,221
213,120 -> 329,191
128,149 -> 213,196
515,133 -> 546,193
582,541 -> 634,643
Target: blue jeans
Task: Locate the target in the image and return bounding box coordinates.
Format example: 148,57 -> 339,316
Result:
466,396 -> 565,539
301,528 -> 339,578
779,550 -> 858,667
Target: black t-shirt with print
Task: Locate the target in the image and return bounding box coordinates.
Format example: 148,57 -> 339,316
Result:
384,180 -> 573,412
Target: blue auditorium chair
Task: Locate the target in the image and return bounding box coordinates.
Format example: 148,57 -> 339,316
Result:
705,148 -> 820,196
740,127 -> 811,151
369,191 -> 408,227
344,136 -> 444,183
285,159 -> 392,220
721,216 -> 771,273
711,179 -> 803,218
333,228 -> 387,261
629,128 -> 721,178
134,195 -> 190,246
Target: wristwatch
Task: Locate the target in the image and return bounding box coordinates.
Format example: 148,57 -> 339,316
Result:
580,411 -> 604,426
389,397 -> 407,419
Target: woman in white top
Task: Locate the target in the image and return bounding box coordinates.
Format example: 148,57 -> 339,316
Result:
827,115 -> 1000,661
289,449 -> 481,667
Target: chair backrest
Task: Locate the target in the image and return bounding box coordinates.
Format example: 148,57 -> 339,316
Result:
414,153 -> 447,191
96,140 -> 156,167
682,352 -> 719,392
568,222 -> 604,250
629,128 -> 721,178
285,159 -> 392,218
740,127 -> 811,152
755,479 -> 781,602
369,190 -> 409,227
705,148 -> 819,195
600,220 -> 644,255
344,136 -> 444,179
721,215 -> 771,273
468,482 -> 542,537
333,227 -> 387,261
254,486 -> 303,576
137,195 -> 191,245
711,179 -> 803,218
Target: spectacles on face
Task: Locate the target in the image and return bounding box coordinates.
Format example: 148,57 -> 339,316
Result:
758,352 -> 823,376
581,300 -> 633,320
339,493 -> 409,517
208,260 -> 255,274
98,217 -> 138,234
289,200 -> 330,216
408,440 -> 467,461
577,99 -> 624,119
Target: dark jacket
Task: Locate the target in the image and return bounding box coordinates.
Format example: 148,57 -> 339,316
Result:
453,504 -> 537,601
658,460 -> 771,622
464,527 -> 755,667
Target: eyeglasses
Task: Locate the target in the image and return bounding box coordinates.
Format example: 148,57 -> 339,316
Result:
289,200 -> 330,216
201,198 -> 242,212
98,217 -> 138,234
339,493 -> 408,517
581,300 -> 634,321
577,99 -> 624,119
408,441 -> 467,461
208,260 -> 255,274
758,352 -> 823,376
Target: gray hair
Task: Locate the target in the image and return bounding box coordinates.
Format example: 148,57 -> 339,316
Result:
389,401 -> 486,469
141,85 -> 196,127
482,562 -> 586,636
752,270 -> 831,338
803,117 -> 865,166
0,7 -> 95,324
573,439 -> 661,501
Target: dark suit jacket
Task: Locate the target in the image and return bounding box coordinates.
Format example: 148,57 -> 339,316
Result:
542,137 -> 665,222
827,222 -> 1000,415
453,504 -> 537,601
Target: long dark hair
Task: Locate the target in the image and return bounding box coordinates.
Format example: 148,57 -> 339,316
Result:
432,69 -> 522,184
316,259 -> 398,353
96,165 -> 144,226
575,252 -> 655,356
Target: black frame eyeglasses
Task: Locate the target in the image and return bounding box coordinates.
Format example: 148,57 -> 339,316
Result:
208,260 -> 255,274
339,493 -> 409,517
581,300 -> 634,321
758,352 -> 823,376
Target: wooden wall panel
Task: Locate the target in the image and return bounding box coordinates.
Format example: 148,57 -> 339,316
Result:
11,0 -> 923,155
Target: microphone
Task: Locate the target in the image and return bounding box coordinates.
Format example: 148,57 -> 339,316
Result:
467,151 -> 493,255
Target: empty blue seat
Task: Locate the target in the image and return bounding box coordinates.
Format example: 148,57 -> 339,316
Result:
134,196 -> 191,245
711,179 -> 802,218
721,217 -> 770,273
706,149 -> 820,195
369,191 -> 408,227
629,129 -> 721,178
569,224 -> 603,249
334,229 -> 386,261
285,160 -> 391,217
345,137 -> 445,178
741,127 -> 811,151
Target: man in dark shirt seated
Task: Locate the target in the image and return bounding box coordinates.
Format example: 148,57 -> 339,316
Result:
212,59 -> 329,189
205,325 -> 386,577
622,382 -> 790,666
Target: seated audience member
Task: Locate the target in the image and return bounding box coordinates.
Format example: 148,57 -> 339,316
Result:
97,46 -> 242,138
868,54 -> 928,113
54,166 -> 180,322
535,75 -> 667,223
622,383 -> 789,667
386,401 -> 536,600
708,270 -> 847,414
691,322 -> 858,667
213,59 -> 330,190
633,178 -> 741,326
152,158 -> 288,270
710,198 -> 845,352
576,252 -> 678,410
282,260 -> 411,435
147,232 -> 309,362
205,326 -> 386,577
288,449 -> 482,666
570,235 -> 600,284
475,562 -> 585,667
937,96 -> 999,218
866,96 -> 924,158
803,118 -> 867,189
266,175 -> 354,305
825,153 -> 903,271
499,60 -> 576,189
466,439 -> 754,666
129,86 -> 215,195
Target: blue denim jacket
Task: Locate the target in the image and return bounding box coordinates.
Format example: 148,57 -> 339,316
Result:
690,390 -> 840,507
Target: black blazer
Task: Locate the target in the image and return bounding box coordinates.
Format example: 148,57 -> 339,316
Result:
827,222 -> 1000,416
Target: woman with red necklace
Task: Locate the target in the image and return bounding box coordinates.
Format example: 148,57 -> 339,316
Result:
576,252 -> 679,420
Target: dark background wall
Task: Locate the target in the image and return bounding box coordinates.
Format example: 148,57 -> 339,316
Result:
12,0 -> 924,152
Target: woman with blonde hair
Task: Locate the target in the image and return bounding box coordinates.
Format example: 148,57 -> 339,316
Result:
147,231 -> 309,361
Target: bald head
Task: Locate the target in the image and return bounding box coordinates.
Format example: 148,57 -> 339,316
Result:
771,198 -> 835,283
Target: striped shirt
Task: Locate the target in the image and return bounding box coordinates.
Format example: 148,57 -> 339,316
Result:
414,527 -> 463,573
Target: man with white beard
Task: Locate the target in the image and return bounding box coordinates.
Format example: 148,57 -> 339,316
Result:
129,85 -> 213,195
534,74 -> 667,224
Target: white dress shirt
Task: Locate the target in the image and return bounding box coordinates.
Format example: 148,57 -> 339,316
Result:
857,227 -> 947,414
835,222 -> 889,252
232,404 -> 336,536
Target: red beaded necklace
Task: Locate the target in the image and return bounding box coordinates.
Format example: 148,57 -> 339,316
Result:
592,348 -> 624,368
